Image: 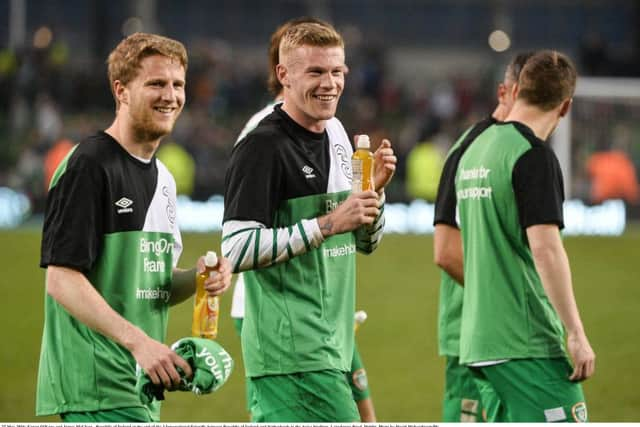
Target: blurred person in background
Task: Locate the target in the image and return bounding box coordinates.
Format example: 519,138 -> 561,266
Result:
406,116 -> 446,202
156,140 -> 196,196
229,16 -> 377,422
433,51 -> 534,422
586,134 -> 639,205
455,50 -> 595,422
222,21 -> 395,422
36,32 -> 232,423
43,138 -> 74,191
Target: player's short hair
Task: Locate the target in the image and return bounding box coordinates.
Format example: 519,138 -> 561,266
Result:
505,51 -> 535,85
268,17 -> 330,96
107,32 -> 188,109
278,21 -> 344,67
517,50 -> 577,111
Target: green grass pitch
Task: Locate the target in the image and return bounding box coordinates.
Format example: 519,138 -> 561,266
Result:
0,227 -> 638,421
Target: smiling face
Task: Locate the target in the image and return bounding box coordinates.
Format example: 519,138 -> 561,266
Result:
278,45 -> 347,132
116,54 -> 186,142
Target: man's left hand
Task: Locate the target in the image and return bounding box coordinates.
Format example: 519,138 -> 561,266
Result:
373,139 -> 396,193
196,256 -> 233,296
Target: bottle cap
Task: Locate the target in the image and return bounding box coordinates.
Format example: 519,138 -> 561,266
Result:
356,134 -> 370,149
354,310 -> 368,325
204,251 -> 218,267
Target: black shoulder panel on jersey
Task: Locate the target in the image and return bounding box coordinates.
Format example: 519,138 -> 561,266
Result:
223,106 -> 330,227
457,116 -> 497,158
88,132 -> 158,234
511,124 -> 565,230
41,132 -> 159,271
434,116 -> 496,226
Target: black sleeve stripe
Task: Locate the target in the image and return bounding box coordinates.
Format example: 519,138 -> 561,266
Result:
368,223 -> 384,235
285,226 -> 295,259
271,228 -> 278,265
252,229 -> 261,268
233,230 -> 255,272
222,226 -> 261,243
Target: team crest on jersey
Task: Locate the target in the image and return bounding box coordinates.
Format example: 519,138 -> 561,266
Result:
162,186 -> 176,226
352,368 -> 368,390
334,143 -> 352,179
572,402 -> 588,422
115,197 -> 133,214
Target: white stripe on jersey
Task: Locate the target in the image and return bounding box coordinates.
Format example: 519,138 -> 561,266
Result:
230,274 -> 245,318
325,116 -> 353,193
222,200 -> 385,273
142,159 -> 183,267
221,219 -> 324,273
235,101 -> 280,145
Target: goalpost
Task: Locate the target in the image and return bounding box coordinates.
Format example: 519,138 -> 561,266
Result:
549,77 -> 640,234
552,77 -> 640,200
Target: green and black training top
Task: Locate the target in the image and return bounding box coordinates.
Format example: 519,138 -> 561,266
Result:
38,132 -> 181,420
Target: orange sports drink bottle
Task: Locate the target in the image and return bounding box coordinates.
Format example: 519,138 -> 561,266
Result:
351,135 -> 375,192
192,251 -> 220,339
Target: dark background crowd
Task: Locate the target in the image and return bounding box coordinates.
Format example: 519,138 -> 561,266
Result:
2,0 -> 640,217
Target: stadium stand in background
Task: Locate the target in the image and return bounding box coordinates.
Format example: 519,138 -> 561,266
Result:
1,0 -> 639,220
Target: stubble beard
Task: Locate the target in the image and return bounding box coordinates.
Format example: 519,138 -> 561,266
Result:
132,110 -> 177,143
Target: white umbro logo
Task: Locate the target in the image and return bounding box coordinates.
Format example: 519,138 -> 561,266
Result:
302,165 -> 316,179
115,197 -> 134,214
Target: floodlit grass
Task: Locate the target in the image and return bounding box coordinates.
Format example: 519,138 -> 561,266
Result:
0,227 -> 638,421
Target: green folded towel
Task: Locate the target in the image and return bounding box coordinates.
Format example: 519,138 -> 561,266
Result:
136,337 -> 234,404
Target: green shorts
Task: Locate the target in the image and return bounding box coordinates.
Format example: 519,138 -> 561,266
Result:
443,356 -> 485,422
470,358 -> 588,422
61,407 -> 153,423
250,369 -> 359,422
349,344 -> 371,402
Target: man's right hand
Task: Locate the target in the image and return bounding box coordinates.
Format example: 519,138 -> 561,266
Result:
45,266 -> 193,389
317,190 -> 380,237
130,334 -> 193,389
567,332 -> 596,382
